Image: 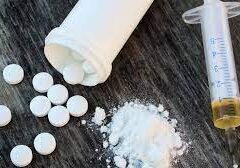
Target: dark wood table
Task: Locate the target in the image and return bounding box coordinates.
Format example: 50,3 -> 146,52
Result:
1,0 -> 240,167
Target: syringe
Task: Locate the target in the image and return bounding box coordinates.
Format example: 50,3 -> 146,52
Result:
183,0 -> 240,166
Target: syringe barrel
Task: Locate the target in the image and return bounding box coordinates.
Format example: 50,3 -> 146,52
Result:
202,2 -> 239,101
201,2 -> 240,129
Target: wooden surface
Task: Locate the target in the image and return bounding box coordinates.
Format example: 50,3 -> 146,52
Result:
0,0 -> 240,167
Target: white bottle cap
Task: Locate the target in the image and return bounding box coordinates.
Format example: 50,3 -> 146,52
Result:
44,0 -> 154,86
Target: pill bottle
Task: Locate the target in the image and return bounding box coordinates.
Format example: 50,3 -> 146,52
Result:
44,0 -> 154,86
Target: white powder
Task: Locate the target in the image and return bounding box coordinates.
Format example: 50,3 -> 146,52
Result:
158,104 -> 164,112
93,101 -> 189,168
109,133 -> 120,146
92,107 -> 106,125
233,164 -> 239,168
100,126 -> 109,133
103,141 -> 109,148
81,120 -> 87,125
114,156 -> 127,168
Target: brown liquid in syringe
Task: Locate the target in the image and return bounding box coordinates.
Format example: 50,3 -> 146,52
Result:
212,98 -> 240,129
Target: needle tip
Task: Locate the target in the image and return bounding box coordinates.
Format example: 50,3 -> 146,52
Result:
225,128 -> 239,167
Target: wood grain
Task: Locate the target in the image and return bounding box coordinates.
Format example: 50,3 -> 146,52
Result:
1,0 -> 240,167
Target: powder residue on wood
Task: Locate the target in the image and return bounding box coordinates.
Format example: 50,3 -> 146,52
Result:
92,101 -> 190,168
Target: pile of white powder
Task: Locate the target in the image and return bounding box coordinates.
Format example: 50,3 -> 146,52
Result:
92,101 -> 189,168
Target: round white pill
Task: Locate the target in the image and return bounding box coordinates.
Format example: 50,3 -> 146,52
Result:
48,106 -> 70,127
30,96 -> 51,117
63,63 -> 84,85
3,64 -> 24,85
47,84 -> 69,105
0,105 -> 11,127
82,61 -> 96,74
66,95 -> 88,117
32,72 -> 54,93
10,145 -> 33,167
34,133 -> 56,155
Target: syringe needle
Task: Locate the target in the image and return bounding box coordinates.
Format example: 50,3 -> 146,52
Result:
225,128 -> 238,167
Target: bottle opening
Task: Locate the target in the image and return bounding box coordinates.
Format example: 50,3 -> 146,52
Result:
44,44 -> 100,86
44,44 -> 79,73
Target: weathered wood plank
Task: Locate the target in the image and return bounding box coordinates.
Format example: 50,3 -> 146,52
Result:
0,0 -> 239,167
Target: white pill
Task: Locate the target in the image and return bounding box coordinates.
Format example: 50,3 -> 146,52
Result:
34,132 -> 56,155
82,61 -> 96,74
81,73 -> 99,86
47,84 -> 69,105
30,96 -> 51,117
10,145 -> 33,167
0,105 -> 11,127
32,72 -> 54,93
63,63 -> 84,85
3,64 -> 24,85
66,95 -> 88,117
48,106 -> 70,127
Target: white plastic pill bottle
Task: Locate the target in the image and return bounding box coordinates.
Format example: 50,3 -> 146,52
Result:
44,0 -> 154,86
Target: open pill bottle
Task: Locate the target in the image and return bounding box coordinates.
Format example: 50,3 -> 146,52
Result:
44,0 -> 154,86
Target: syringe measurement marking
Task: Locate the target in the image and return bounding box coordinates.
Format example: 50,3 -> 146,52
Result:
221,50 -> 234,97
210,37 -> 235,99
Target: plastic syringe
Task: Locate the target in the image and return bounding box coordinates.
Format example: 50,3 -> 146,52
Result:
183,0 -> 240,166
